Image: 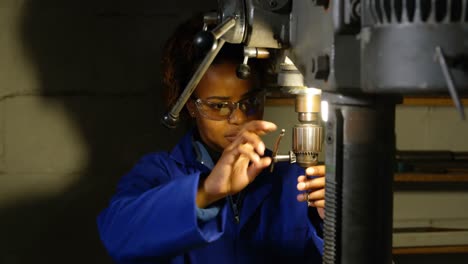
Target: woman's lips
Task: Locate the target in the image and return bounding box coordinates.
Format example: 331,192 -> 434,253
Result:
224,131 -> 240,142
225,135 -> 237,142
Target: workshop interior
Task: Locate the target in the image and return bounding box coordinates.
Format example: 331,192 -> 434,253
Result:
0,0 -> 467,263
162,0 -> 468,263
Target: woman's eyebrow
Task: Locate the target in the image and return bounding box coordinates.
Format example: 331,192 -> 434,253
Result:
204,95 -> 231,100
204,90 -> 261,100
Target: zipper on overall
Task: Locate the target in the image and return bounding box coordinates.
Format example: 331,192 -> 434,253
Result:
228,192 -> 243,224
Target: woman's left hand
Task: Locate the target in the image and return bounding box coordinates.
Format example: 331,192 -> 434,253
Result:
296,165 -> 325,219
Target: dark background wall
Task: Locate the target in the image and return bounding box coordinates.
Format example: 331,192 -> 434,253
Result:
0,1 -> 215,263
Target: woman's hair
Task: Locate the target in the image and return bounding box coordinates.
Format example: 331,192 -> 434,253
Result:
161,13 -> 269,120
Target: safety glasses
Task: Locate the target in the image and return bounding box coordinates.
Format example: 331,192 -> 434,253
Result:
193,91 -> 265,121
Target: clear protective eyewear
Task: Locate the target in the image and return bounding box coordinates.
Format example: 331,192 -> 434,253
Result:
193,91 -> 265,121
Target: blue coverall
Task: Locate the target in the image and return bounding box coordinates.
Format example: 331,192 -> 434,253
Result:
97,130 -> 323,263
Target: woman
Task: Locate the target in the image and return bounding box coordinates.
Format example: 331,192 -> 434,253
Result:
97,15 -> 325,264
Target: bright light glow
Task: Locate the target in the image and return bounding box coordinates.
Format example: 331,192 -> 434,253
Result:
286,86 -> 322,95
284,56 -> 294,64
305,87 -> 322,95
321,100 -> 329,122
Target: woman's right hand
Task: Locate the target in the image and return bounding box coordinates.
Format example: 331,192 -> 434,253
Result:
196,120 -> 277,208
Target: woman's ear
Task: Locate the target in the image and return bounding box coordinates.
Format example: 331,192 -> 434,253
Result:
186,100 -> 197,118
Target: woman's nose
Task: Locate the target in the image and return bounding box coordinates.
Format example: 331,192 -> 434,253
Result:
228,107 -> 247,125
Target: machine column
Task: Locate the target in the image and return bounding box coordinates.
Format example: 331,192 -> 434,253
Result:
322,93 -> 398,264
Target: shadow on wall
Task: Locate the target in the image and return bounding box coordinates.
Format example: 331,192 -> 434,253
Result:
0,1 -> 214,263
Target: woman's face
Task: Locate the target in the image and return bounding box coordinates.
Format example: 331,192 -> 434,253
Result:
187,62 -> 264,152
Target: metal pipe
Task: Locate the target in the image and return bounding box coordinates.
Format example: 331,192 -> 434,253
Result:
161,39 -> 226,128
161,16 -> 238,129
212,16 -> 236,40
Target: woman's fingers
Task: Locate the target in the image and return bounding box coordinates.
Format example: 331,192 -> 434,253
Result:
224,120 -> 277,167
296,192 -> 325,217
317,207 -> 325,219
297,176 -> 325,191
308,188 -> 325,201
227,120 -> 277,159
246,156 -> 272,181
305,165 -> 325,176
238,143 -> 261,165
297,175 -> 307,182
243,120 -> 277,135
296,165 -> 326,211
296,192 -> 308,202
237,131 -> 266,156
227,131 -> 264,157
296,189 -> 324,202
311,200 -> 325,208
297,165 -> 325,191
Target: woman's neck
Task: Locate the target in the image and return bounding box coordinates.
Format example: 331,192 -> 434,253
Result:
193,129 -> 221,163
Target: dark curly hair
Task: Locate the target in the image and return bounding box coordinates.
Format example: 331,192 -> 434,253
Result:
161,13 -> 270,120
